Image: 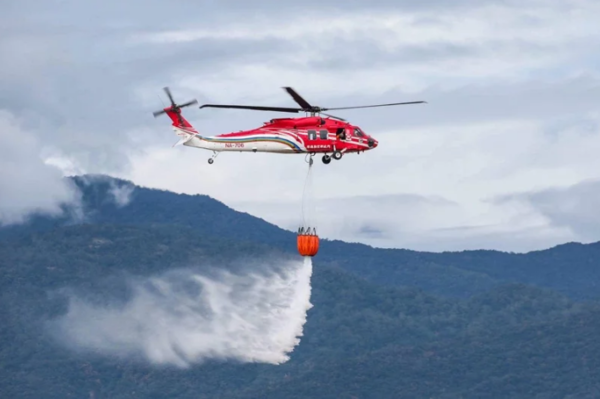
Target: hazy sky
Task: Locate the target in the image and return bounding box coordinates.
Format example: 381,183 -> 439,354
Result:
2,0 -> 600,252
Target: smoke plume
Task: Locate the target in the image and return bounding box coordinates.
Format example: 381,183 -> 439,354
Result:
50,257 -> 313,367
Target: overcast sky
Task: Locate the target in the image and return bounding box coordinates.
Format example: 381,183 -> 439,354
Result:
2,0 -> 600,252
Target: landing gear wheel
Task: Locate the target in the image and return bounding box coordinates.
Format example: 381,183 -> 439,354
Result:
332,150 -> 343,160
208,151 -> 219,164
322,155 -> 331,164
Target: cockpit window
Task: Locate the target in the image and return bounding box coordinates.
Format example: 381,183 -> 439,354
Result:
354,128 -> 365,137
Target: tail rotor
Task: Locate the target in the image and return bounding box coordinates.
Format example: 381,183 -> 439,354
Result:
152,87 -> 198,126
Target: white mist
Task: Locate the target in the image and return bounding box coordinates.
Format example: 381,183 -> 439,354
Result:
52,257 -> 313,368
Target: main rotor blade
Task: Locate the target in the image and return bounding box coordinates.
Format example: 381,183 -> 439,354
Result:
199,104 -> 301,113
153,109 -> 166,117
179,99 -> 198,108
323,101 -> 427,111
163,87 -> 175,106
282,87 -> 312,110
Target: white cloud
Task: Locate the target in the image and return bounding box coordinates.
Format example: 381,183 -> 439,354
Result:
123,114 -> 600,252
3,0 -> 600,251
108,179 -> 135,207
495,178 -> 600,243
0,110 -> 79,225
222,115 -> 600,252
154,1 -> 600,101
137,3 -> 599,50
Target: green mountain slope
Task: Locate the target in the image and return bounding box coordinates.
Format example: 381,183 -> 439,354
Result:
3,174 -> 600,299
2,222 -> 600,397
244,307 -> 600,399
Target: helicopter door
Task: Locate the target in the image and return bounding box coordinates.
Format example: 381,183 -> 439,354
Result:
335,127 -> 348,141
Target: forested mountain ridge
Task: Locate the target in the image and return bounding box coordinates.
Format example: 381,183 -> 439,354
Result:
2,221 -> 600,398
2,174 -> 600,299
3,174 -> 600,397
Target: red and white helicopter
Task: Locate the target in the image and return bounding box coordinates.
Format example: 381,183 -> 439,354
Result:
153,87 -> 425,165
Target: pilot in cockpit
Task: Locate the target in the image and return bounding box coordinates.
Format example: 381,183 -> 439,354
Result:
353,127 -> 365,138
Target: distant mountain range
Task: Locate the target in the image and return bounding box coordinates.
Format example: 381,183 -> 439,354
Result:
4,174 -> 599,300
2,174 -> 600,398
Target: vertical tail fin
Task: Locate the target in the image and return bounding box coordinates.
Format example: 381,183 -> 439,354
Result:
164,108 -> 199,135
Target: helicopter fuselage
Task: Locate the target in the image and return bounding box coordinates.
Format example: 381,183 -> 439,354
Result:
179,116 -> 377,156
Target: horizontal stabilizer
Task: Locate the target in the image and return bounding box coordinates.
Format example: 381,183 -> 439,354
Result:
173,133 -> 195,147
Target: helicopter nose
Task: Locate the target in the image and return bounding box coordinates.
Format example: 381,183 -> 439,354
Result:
368,138 -> 378,148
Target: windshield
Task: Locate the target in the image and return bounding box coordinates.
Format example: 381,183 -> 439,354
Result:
354,127 -> 365,137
